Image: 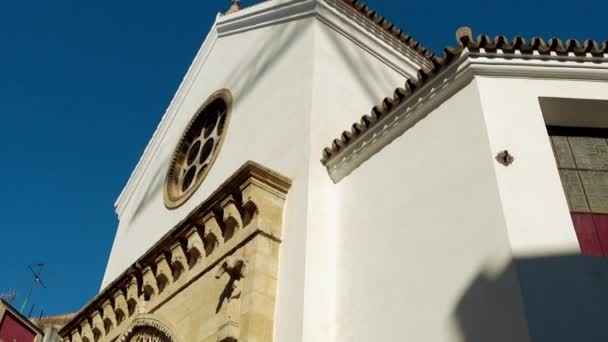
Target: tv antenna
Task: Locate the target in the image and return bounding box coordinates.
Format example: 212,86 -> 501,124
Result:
20,263 -> 46,314
0,289 -> 16,304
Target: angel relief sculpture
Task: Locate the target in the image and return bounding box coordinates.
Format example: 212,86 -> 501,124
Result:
215,258 -> 248,313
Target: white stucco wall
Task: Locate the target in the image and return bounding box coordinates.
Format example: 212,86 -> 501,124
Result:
103,15 -> 316,342
333,80 -> 531,342
476,76 -> 608,257
298,18 -> 409,342
477,76 -> 608,341
102,1 -> 421,341
104,17 -> 316,281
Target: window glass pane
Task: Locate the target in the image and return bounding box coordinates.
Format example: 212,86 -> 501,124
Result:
568,136 -> 608,170
580,171 -> 608,213
559,170 -> 590,212
551,136 -> 576,168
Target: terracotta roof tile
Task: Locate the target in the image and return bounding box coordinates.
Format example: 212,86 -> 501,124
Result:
340,0 -> 436,61
33,313 -> 76,329
460,30 -> 608,56
321,27 -> 608,166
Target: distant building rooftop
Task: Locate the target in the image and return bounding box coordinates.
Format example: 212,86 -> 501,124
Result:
0,299 -> 44,342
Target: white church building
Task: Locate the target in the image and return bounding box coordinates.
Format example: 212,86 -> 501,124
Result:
51,0 -> 608,341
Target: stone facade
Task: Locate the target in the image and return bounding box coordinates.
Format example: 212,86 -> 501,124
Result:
58,162 -> 291,342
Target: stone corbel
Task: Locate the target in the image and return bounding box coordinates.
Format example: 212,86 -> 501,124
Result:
112,291 -> 128,324
240,177 -> 286,238
154,254 -> 173,293
202,213 -> 223,254
220,195 -> 243,238
56,161 -> 292,342
70,329 -> 83,342
80,319 -> 94,342
101,299 -> 116,333
186,226 -> 206,267
169,241 -> 189,280
90,310 -> 105,340
126,276 -> 139,316
141,266 -> 159,301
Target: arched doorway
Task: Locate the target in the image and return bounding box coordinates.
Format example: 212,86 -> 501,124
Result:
118,318 -> 178,342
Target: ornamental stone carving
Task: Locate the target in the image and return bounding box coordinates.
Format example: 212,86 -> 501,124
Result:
59,161 -> 291,342
118,319 -> 176,342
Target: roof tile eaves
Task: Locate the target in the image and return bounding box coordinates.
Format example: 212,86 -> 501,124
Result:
340,0 -> 436,61
320,27 -> 608,166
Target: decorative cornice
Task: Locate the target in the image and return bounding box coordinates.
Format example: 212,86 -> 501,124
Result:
321,27 -> 608,181
217,0 -> 317,37
61,161 -> 291,341
320,0 -> 431,74
337,0 -> 435,62
324,53 -> 474,182
216,0 -> 434,71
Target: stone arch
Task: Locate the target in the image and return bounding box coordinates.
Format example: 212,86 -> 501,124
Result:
117,318 -> 178,342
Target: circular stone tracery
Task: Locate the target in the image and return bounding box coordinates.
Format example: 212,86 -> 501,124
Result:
164,89 -> 233,209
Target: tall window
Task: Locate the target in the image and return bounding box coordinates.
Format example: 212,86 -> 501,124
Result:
549,126 -> 608,256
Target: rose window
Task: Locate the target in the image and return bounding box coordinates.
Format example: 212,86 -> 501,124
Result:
164,89 -> 232,208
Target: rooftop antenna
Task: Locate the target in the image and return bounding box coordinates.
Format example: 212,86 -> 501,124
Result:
20,263 -> 46,314
0,289 -> 16,304
27,303 -> 36,318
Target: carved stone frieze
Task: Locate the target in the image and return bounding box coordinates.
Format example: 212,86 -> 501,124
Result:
59,161 -> 291,342
117,318 -> 176,342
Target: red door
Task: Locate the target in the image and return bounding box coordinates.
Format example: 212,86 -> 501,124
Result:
570,213 -> 608,256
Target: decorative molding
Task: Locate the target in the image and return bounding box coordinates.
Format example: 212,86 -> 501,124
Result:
324,52 -> 608,182
321,0 -> 431,72
320,27 -> 608,176
324,52 -> 475,182
217,0 -> 317,37
217,0 -> 428,75
466,51 -> 608,80
315,1 -> 422,78
61,161 -> 292,342
116,318 -> 177,342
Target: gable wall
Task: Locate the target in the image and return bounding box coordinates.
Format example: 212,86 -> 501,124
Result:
103,17 -> 316,289
103,1 -> 431,340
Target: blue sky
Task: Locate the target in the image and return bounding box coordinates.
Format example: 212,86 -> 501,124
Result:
0,0 -> 605,316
